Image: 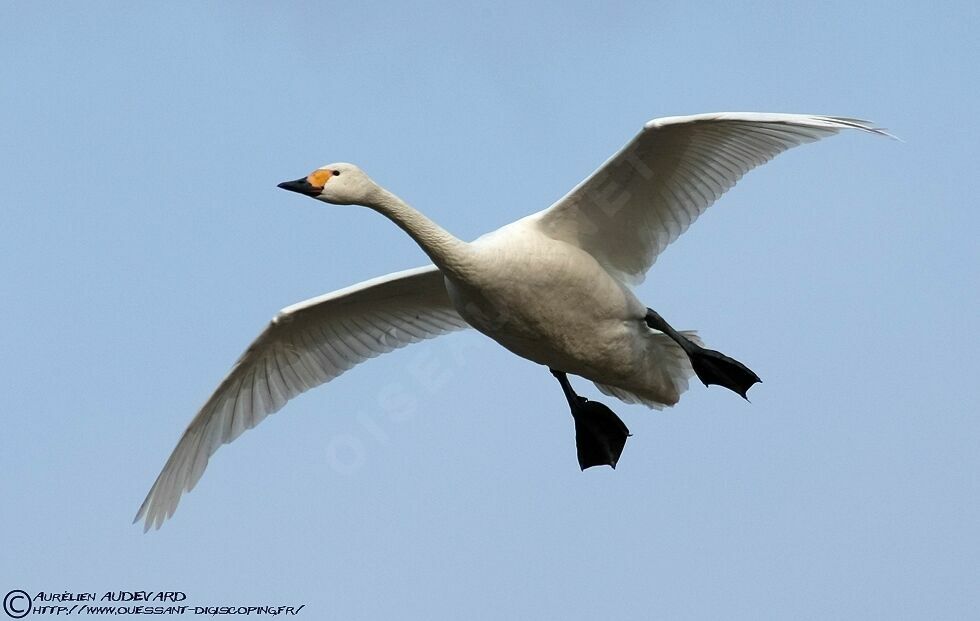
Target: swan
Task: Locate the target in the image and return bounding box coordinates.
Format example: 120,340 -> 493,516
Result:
135,112 -> 890,530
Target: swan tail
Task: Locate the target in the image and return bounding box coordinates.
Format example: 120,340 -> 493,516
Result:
592,331 -> 701,409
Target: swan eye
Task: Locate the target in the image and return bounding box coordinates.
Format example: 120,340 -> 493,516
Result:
332,170 -> 341,176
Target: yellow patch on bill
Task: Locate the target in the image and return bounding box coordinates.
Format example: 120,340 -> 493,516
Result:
307,169 -> 332,189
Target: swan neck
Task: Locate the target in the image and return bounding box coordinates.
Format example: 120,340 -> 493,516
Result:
367,188 -> 470,274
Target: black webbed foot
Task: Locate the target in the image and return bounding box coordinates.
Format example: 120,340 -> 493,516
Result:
551,369 -> 630,470
569,396 -> 630,470
687,347 -> 761,399
645,308 -> 761,400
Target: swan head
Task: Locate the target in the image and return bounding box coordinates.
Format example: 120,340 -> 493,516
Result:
277,163 -> 378,205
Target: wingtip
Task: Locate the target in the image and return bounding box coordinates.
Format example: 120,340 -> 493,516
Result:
862,124 -> 902,142
826,116 -> 901,141
879,128 -> 904,142
133,509 -> 152,533
133,494 -> 165,532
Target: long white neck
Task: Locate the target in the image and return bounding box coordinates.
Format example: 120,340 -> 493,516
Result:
364,187 -> 473,278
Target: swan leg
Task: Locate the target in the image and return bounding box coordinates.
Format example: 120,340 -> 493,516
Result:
645,308 -> 761,399
550,369 -> 630,470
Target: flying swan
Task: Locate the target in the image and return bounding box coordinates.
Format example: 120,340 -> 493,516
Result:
136,112 -> 890,530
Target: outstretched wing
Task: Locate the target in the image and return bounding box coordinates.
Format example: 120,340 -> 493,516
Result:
533,113 -> 893,284
136,265 -> 469,530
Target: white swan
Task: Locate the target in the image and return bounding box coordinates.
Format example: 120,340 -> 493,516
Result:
136,112 -> 890,530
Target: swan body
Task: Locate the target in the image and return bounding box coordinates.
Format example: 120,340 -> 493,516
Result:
449,223 -> 683,405
136,112 -> 891,530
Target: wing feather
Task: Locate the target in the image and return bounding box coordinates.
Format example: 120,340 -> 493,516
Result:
533,112 -> 892,283
135,265 -> 469,530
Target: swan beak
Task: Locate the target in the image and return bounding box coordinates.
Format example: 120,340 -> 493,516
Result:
277,178 -> 321,197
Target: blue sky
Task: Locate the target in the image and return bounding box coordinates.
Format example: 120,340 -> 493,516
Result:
2,1 -> 978,619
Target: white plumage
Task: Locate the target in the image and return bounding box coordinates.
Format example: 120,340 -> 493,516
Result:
136,113 -> 890,530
